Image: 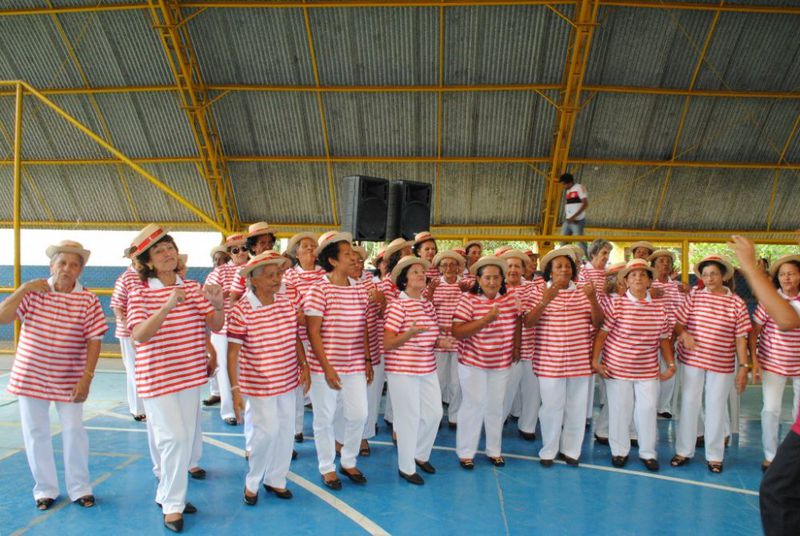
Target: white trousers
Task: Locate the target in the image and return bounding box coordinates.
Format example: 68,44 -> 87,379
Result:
18,396 -> 91,501
310,373 -> 368,474
456,364 -> 510,459
387,372 -> 443,475
384,378 -> 393,424
538,376 -> 590,460
586,374 -> 596,421
605,378 -> 659,459
364,360 -> 385,439
294,384 -> 305,434
142,386 -> 201,515
437,352 -> 462,421
245,391 -> 296,492
676,364 -> 733,462
761,370 -> 800,461
657,346 -> 678,413
595,377 -> 637,440
119,337 -> 145,416
503,361 -> 541,434
209,376 -> 220,397
148,402 -> 202,479
210,333 -> 234,420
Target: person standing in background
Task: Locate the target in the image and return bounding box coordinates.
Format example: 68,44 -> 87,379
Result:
559,173 -> 588,257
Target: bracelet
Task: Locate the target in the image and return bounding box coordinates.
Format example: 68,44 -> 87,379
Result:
740,363 -> 752,370
231,385 -> 240,391
84,370 -> 95,378
667,363 -> 676,369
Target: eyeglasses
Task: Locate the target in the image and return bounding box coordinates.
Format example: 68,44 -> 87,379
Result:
229,247 -> 244,254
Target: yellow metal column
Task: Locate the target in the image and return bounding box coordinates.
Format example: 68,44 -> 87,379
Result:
681,239 -> 690,285
148,0 -> 239,231
540,0 -> 600,241
12,82 -> 23,345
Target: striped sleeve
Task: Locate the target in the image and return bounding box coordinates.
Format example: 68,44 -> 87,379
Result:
384,301 -> 406,334
753,303 -> 768,326
453,293 -> 475,324
83,296 -> 108,339
226,302 -> 247,345
16,292 -> 31,322
734,297 -> 751,337
304,282 -> 326,317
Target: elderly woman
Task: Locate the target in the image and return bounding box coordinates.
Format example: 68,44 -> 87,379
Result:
581,239 -> 612,291
592,259 -> 675,471
752,254 -> 800,472
525,247 -> 603,466
499,249 -> 541,441
413,231 -> 440,281
112,250 -> 146,421
126,225 -> 224,532
229,221 -> 278,302
464,240 -> 483,270
227,251 -> 311,505
0,240 -> 107,511
210,245 -> 230,268
203,234 -> 250,425
384,256 -> 443,484
670,255 -> 751,474
304,231 -> 373,490
630,241 -> 655,260
453,256 -> 521,469
426,250 -> 466,427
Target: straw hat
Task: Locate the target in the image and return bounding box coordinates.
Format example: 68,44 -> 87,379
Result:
46,240 -> 91,265
209,244 -> 228,259
768,254 -> 800,278
315,230 -> 353,256
617,258 -> 656,283
452,247 -> 467,258
247,221 -> 276,239
284,232 -> 318,257
384,237 -> 414,260
540,246 -> 577,273
694,254 -> 735,281
390,255 -> 431,285
648,249 -> 675,264
563,244 -> 584,261
352,245 -> 368,261
414,231 -> 435,245
128,224 -> 168,258
464,240 -> 482,252
432,250 -> 466,269
469,255 -> 508,276
239,251 -> 290,278
373,246 -> 387,265
605,261 -> 627,276
499,249 -> 530,265
225,233 -> 247,248
629,241 -> 655,255
493,245 -> 513,257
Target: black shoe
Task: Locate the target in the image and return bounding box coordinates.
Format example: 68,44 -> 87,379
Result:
611,455 -> 628,468
657,411 -> 672,419
74,495 -> 95,507
243,488 -> 258,506
164,515 -> 184,533
294,433 -> 304,443
696,436 -> 705,448
156,502 -> 197,514
36,498 -> 55,510
558,453 -> 579,466
188,468 -> 206,480
459,459 -> 474,470
321,475 -> 342,490
641,458 -> 659,472
519,430 -> 536,441
415,460 -> 436,474
292,450 -> 298,460
202,395 -> 220,406
385,420 -> 393,430
488,456 -> 505,467
630,439 -> 639,448
399,470 -> 424,485
338,466 -> 367,484
448,421 -> 457,430
594,434 -> 609,446
539,458 -> 554,468
263,484 -> 293,499
223,417 -> 238,426
133,414 -> 146,422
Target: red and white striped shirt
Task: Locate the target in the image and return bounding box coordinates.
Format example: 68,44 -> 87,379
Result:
227,292 -> 300,397
425,264 -> 440,282
284,264 -> 325,346
753,291 -> 800,377
378,275 -> 401,307
529,281 -> 595,378
651,278 -> 684,330
127,278 -> 214,398
453,292 -> 519,370
426,276 -> 463,351
509,282 -> 536,361
600,291 -> 671,380
358,277 -> 383,366
8,280 -> 107,402
110,267 -> 142,338
675,288 -> 751,373
383,293 -> 439,375
205,261 -> 242,335
304,276 -> 369,375
578,266 -> 606,298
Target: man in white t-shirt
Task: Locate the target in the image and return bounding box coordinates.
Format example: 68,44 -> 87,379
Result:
559,173 -> 588,257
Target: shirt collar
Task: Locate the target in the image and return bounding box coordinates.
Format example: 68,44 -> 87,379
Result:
700,286 -> 731,296
246,289 -> 266,309
148,275 -> 183,289
625,289 -> 652,303
546,280 -> 577,291
47,276 -> 83,293
778,288 -> 800,301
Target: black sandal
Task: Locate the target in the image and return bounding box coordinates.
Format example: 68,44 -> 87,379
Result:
670,455 -> 690,467
359,441 -> 371,457
488,456 -> 505,467
75,495 -> 95,507
707,461 -> 724,474
36,498 -> 55,510
459,459 -> 474,470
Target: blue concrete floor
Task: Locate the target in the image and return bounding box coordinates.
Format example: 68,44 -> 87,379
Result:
0,368 -> 789,535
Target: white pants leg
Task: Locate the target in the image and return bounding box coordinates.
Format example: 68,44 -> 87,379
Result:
703,369 -> 734,462
435,351 -> 451,404
120,337 -> 145,416
245,391 -> 295,492
538,376 -> 589,460
606,379 -> 634,458
762,371 -> 787,462
456,364 -> 487,459
448,353 -> 462,421
657,348 -> 676,413
310,373 -> 367,474
384,378 -> 393,424
142,386 -> 201,515
388,373 -> 443,474
594,377 -> 609,438
146,416 -> 160,479
339,374 -> 368,469
503,361 -> 524,420
211,333 -> 234,420
561,377 -> 590,459
190,402 -> 203,468
294,385 -> 305,435
19,396 -> 92,501
209,375 -> 220,397
676,364 -> 704,458
586,374 -> 596,421
364,360 -> 385,439
244,400 -> 254,453
518,363 -> 541,434
484,368 -> 510,458
633,380 -> 659,460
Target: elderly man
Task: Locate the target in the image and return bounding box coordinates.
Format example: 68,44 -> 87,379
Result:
0,240 -> 107,511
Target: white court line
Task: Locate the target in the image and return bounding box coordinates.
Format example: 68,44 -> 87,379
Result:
203,436 -> 390,536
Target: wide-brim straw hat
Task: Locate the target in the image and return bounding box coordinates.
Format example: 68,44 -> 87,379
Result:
500,249 -> 530,266
694,254 -> 735,281
209,245 -> 228,259
432,250 -> 466,269
605,261 -> 627,276
285,232 -> 318,257
469,255 -> 508,276
46,240 -> 91,265
128,224 -> 168,258
630,241 -> 655,255
464,240 -> 482,251
494,245 -> 513,257
352,245 -> 368,261
384,237 -> 414,260
239,251 -> 290,278
540,246 -> 577,273
315,230 -> 353,256
452,247 -> 467,257
225,233 -> 247,248
414,231 -> 435,245
769,254 -> 800,278
390,255 -> 431,285
648,249 -> 675,264
563,244 -> 584,261
247,221 -> 276,239
617,258 -> 656,283
373,246 -> 387,265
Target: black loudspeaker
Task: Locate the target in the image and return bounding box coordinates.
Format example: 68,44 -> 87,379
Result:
340,175 -> 389,241
387,180 -> 432,240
